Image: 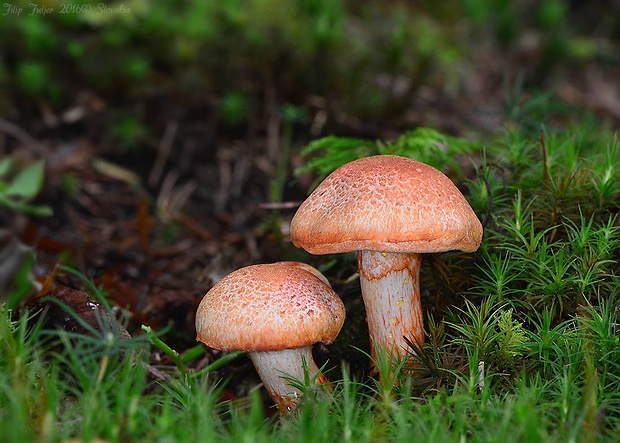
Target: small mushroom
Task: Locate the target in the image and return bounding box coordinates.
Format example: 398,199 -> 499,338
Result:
290,155 -> 482,364
195,263 -> 345,412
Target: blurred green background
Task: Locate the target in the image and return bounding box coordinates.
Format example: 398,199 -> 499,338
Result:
1,0 -> 619,153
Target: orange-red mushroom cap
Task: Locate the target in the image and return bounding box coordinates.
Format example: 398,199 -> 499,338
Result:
290,155 -> 482,255
195,264 -> 345,352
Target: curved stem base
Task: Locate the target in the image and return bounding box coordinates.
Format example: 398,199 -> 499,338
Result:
249,347 -> 329,413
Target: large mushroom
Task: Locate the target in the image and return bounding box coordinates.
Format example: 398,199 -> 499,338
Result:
290,155 -> 482,364
195,263 -> 345,412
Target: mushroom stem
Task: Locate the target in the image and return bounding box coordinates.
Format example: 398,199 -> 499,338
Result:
248,347 -> 330,413
358,250 -> 424,365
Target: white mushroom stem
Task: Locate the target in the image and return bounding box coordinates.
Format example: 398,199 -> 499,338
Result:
358,250 -> 424,365
248,347 -> 330,413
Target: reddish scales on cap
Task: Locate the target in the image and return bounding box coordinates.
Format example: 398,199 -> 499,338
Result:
195,264 -> 345,352
290,155 -> 482,254
275,261 -> 332,287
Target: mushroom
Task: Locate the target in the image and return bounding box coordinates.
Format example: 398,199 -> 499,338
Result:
195,263 -> 345,412
290,155 -> 482,364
